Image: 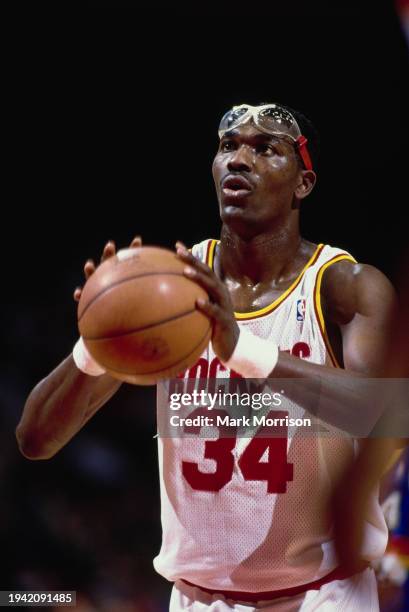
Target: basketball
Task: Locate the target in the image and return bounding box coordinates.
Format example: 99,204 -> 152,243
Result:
77,246 -> 212,385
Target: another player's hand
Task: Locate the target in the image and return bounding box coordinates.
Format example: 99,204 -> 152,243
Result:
73,236 -> 142,302
176,241 -> 240,363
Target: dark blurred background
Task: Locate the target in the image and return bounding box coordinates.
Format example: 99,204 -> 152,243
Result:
2,2 -> 408,610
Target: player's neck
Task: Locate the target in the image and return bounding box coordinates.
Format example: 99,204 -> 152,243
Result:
218,223 -> 303,286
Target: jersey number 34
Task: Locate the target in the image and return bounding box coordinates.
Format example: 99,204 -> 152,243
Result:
182,409 -> 293,493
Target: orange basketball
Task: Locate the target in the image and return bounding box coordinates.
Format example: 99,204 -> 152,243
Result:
77,246 -> 212,385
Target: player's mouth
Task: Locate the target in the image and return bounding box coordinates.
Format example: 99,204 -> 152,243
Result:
221,174 -> 253,199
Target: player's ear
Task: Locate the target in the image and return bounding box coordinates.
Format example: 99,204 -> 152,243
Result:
295,170 -> 317,200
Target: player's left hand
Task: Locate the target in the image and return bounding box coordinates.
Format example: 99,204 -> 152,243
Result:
176,241 -> 240,363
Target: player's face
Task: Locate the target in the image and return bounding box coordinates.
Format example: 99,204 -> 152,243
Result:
212,124 -> 302,232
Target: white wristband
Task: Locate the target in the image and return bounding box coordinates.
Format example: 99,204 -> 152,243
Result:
222,328 -> 279,379
72,337 -> 106,377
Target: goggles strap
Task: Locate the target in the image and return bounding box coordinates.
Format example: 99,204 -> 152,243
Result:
296,136 -> 313,171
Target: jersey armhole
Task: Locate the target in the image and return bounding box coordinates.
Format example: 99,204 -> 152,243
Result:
205,239 -> 218,267
313,254 -> 356,368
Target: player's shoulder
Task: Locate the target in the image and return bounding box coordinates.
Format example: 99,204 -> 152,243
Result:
320,250 -> 396,325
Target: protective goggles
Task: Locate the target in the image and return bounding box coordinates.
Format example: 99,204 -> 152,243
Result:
218,104 -> 313,171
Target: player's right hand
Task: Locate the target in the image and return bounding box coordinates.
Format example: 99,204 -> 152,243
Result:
73,236 -> 142,302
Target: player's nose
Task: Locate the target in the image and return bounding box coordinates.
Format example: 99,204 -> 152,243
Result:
227,145 -> 253,173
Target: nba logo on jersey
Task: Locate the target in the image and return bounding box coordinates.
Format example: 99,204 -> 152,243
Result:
296,298 -> 306,321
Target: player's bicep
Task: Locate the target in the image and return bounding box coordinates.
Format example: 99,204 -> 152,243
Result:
340,265 -> 397,375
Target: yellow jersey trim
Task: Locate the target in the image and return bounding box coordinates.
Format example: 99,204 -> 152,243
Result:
314,254 -> 356,368
205,238 -> 218,269
206,239 -> 325,321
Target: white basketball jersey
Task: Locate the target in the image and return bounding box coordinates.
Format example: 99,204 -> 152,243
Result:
154,239 -> 388,592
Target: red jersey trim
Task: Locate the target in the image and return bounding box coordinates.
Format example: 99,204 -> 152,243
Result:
182,562 -> 369,603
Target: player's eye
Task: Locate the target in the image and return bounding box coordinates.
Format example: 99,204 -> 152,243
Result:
220,140 -> 237,152
256,143 -> 277,155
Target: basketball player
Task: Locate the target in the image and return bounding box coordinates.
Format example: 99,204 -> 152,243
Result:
17,104 -> 401,610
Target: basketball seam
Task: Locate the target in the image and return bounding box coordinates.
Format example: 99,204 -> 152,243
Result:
100,322 -> 212,377
83,307 -> 199,340
78,271 -> 187,322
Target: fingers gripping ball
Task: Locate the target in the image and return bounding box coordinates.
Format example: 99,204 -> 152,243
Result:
77,247 -> 212,385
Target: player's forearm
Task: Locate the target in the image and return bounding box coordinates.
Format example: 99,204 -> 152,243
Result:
270,352 -> 389,436
16,354 -> 121,460
273,350 -> 363,379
